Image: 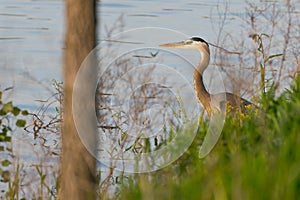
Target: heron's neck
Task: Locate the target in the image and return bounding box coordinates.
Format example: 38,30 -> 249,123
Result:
193,50 -> 211,114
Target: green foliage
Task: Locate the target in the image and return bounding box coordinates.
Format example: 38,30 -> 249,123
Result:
16,119 -> 26,128
253,33 -> 283,96
1,159 -> 12,167
5,163 -> 20,200
0,87 -> 28,142
116,76 -> 300,200
0,169 -> 10,183
0,87 -> 28,186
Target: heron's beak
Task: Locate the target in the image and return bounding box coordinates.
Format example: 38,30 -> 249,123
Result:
159,41 -> 186,48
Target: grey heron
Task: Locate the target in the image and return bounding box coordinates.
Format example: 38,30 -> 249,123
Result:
160,37 -> 252,117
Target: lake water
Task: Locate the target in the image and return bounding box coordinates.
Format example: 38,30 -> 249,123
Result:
2,0 -> 299,110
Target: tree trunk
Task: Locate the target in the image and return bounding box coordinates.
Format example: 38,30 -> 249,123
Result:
59,0 -> 97,199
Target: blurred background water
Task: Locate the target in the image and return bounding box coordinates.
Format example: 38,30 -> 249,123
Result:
3,0 -> 298,109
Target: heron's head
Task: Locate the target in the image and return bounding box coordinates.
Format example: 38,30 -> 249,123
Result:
159,37 -> 210,54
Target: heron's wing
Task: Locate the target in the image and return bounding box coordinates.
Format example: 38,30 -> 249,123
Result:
226,93 -> 256,113
211,93 -> 255,114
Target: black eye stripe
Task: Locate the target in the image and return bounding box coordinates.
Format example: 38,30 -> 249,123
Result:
190,37 -> 209,46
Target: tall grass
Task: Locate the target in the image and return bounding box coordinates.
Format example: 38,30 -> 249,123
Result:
116,76 -> 300,200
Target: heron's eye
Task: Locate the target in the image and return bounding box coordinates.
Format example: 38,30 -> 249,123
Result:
184,40 -> 193,45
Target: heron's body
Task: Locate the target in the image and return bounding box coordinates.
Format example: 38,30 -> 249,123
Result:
160,37 -> 252,117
